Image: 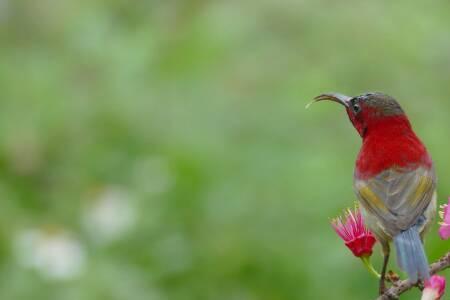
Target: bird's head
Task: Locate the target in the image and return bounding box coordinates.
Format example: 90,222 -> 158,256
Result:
313,92 -> 407,137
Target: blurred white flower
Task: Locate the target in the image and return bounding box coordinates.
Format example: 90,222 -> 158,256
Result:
82,186 -> 136,244
14,227 -> 86,280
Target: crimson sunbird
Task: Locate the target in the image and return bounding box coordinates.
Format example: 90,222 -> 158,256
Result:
314,92 -> 437,294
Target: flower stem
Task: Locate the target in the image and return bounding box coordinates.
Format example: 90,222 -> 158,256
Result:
361,256 -> 381,278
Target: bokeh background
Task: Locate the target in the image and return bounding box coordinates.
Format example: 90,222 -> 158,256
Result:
0,1 -> 449,299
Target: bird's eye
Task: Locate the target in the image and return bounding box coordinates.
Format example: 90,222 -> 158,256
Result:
352,103 -> 361,113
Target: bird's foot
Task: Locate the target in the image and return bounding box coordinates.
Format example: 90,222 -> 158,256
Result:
386,270 -> 400,284
417,280 -> 425,291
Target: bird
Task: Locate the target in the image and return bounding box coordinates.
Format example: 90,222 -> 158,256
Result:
313,92 -> 437,294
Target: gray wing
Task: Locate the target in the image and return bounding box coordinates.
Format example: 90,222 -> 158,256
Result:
354,167 -> 436,236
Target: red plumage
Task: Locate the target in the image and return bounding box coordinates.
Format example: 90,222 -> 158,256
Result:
354,113 -> 432,180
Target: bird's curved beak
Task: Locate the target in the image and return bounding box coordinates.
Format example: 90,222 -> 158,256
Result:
313,93 -> 352,108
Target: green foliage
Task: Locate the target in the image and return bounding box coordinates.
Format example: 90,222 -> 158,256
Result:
0,1 -> 449,299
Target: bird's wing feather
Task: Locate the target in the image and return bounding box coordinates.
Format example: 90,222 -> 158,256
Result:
354,166 -> 436,235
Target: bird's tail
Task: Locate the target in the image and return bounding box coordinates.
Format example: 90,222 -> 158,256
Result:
394,226 -> 430,283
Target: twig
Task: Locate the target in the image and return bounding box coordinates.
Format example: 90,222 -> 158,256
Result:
376,252 -> 450,300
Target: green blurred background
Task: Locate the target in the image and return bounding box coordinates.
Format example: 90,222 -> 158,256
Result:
0,1 -> 449,299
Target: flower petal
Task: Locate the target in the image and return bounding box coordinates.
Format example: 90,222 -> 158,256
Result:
331,206 -> 376,258
438,198 -> 450,240
438,224 -> 450,240
422,275 -> 446,300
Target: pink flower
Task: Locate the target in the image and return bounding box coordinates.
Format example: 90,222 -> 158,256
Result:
422,275 -> 446,300
439,198 -> 450,240
331,206 -> 376,258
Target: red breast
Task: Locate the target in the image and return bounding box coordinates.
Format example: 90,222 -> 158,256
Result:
355,113 -> 432,180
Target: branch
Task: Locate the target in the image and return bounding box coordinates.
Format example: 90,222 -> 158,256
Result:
376,252 -> 450,300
